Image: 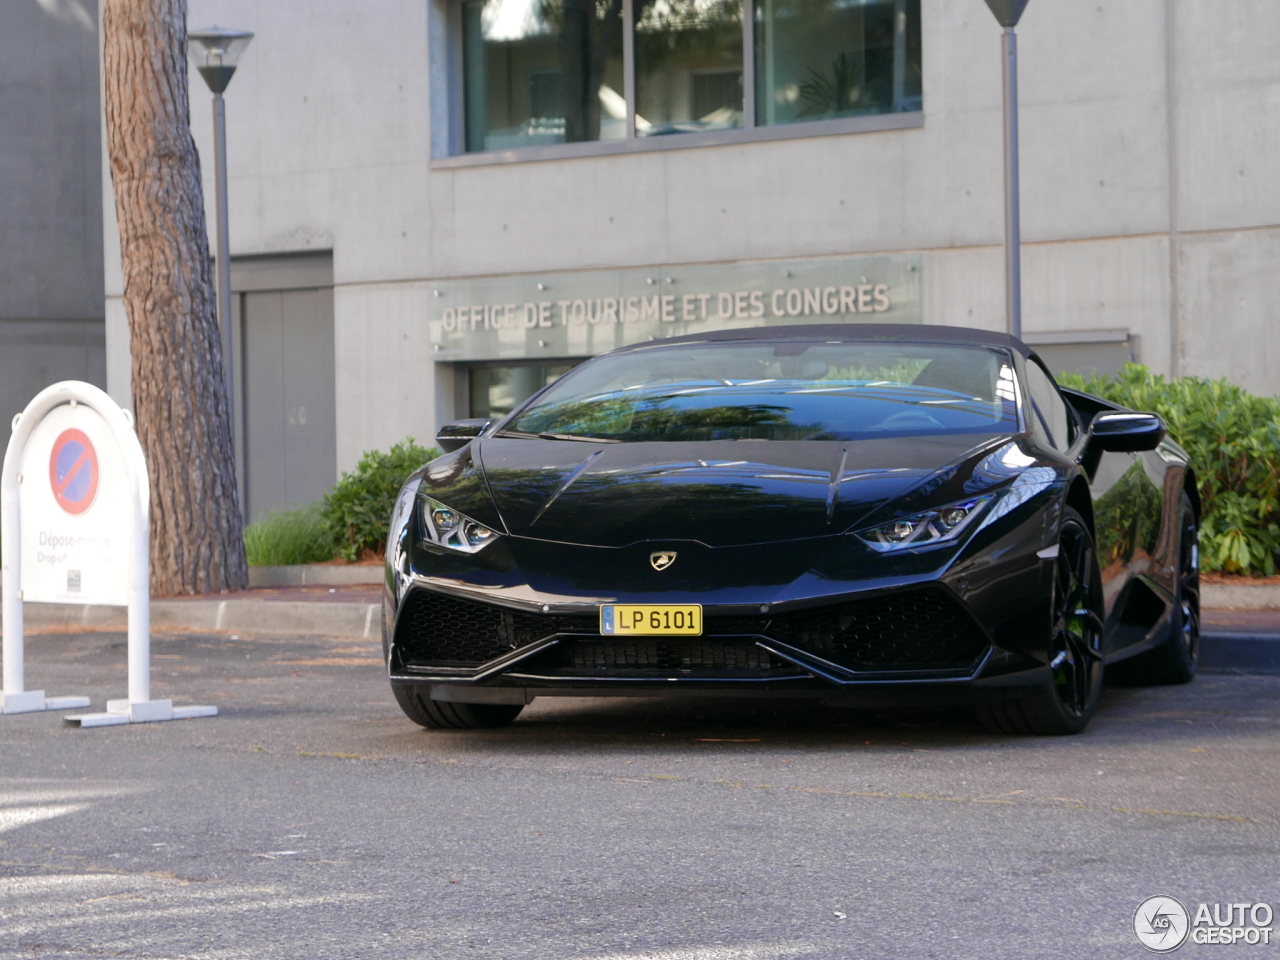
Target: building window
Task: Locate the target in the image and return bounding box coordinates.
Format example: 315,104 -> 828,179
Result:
755,0 -> 921,126
468,362 -> 581,419
635,0 -> 743,136
459,0 -> 921,154
463,0 -> 626,151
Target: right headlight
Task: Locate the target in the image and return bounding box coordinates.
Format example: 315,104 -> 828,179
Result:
418,496 -> 500,554
856,496 -> 993,553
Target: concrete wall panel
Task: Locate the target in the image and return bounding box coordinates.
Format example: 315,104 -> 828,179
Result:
1022,234 -> 1171,372
0,1 -> 104,321
925,235 -> 1172,376
1019,94 -> 1170,242
922,245 -> 1005,335
1179,227 -> 1280,396
0,320 -> 106,427
1176,0 -> 1280,232
187,0 -> 431,267
333,282 -> 437,473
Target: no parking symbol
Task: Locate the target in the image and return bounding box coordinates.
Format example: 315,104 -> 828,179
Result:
48,428 -> 99,515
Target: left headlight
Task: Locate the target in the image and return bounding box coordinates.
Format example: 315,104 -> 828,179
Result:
419,496 -> 500,554
856,496 -> 993,553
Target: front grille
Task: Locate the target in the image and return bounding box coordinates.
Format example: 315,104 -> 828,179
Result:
564,638 -> 791,677
395,586 -> 987,674
766,589 -> 987,670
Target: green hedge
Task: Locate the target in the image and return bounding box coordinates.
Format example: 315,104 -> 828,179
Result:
242,437 -> 438,565
322,438 -> 438,561
1058,363 -> 1280,576
242,503 -> 333,566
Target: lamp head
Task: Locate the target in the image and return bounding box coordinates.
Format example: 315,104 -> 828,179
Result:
983,0 -> 1031,27
188,27 -> 254,94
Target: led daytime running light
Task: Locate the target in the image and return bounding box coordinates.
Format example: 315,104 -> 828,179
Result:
857,496 -> 993,552
419,496 -> 499,554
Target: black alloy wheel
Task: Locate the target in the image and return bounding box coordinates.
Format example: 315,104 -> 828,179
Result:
1047,515 -> 1106,720
978,506 -> 1105,735
1117,492 -> 1201,685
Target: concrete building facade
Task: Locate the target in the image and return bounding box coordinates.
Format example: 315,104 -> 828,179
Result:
2,0 -> 105,448
99,0 -> 1280,518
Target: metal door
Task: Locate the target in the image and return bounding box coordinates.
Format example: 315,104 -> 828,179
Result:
240,287 -> 336,520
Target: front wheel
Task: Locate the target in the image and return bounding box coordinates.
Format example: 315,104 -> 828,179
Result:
392,683 -> 524,730
977,507 -> 1105,736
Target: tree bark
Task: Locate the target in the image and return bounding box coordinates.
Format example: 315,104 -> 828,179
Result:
102,0 -> 247,596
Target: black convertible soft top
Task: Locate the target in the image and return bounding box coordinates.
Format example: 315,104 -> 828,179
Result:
613,323 -> 1034,357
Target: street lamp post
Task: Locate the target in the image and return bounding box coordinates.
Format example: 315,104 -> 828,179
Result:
983,0 -> 1030,340
187,27 -> 253,466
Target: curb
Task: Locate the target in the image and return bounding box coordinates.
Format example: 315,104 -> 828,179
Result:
248,564 -> 382,587
25,599 -> 382,639
1202,583 -> 1280,611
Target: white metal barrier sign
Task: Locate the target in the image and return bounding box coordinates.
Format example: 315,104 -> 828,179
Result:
2,381 -> 216,725
20,402 -> 130,605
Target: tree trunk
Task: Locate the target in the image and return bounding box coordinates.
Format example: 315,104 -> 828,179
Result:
102,0 -> 247,596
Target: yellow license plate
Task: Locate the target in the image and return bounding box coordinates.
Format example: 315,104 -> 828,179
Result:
600,604 -> 703,636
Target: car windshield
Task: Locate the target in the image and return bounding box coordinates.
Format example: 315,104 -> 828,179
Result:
503,339 -> 1019,442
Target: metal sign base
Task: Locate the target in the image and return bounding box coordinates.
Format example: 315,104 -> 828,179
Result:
2,690 -> 91,714
64,698 -> 217,728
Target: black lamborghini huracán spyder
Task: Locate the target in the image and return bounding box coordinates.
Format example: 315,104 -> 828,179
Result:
380,324 -> 1199,735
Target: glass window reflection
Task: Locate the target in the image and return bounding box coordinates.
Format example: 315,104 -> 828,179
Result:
458,0 -> 923,154
755,0 -> 921,127
463,0 -> 626,152
469,363 -> 580,419
634,0 -> 744,137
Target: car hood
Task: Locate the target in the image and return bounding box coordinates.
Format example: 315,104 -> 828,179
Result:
473,435 -> 1006,548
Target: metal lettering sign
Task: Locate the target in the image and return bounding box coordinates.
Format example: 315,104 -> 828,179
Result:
19,402 -> 131,605
428,253 -> 922,362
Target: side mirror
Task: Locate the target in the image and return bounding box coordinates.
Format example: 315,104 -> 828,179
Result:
1088,411 -> 1165,453
436,418 -> 492,453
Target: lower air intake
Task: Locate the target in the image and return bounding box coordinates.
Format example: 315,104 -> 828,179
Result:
767,588 -> 987,670
393,590 -> 595,667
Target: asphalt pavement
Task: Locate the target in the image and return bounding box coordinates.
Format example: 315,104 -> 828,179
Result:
1,627 -> 1277,959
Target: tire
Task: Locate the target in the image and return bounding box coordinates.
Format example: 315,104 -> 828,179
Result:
392,683 -> 524,730
977,506 -> 1106,736
1114,492 -> 1200,685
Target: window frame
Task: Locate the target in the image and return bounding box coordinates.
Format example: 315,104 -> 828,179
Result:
433,0 -> 924,167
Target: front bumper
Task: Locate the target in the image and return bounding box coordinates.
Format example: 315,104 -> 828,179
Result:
385,581 -> 1050,705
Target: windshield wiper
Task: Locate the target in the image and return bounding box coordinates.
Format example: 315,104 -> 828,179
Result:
538,432 -> 620,443
494,429 -> 619,443
493,429 -> 541,440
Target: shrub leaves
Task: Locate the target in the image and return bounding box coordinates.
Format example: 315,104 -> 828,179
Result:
1059,363 -> 1280,576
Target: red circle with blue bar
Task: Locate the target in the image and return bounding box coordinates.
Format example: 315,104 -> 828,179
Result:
48,428 -> 99,515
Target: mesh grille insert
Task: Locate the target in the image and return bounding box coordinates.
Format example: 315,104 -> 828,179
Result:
767,588 -> 987,670
394,591 -> 596,667
564,639 -> 792,676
